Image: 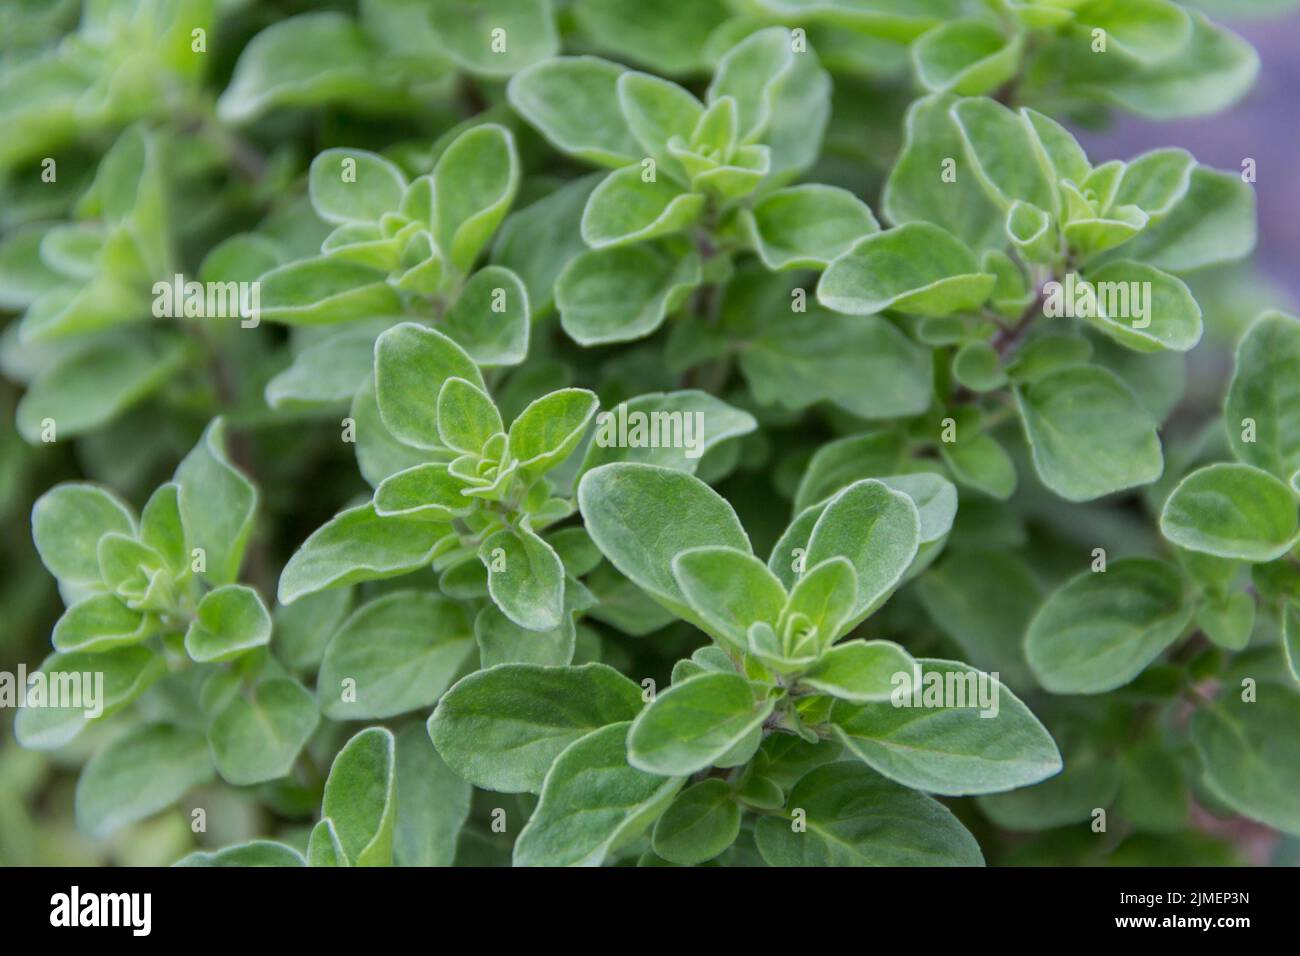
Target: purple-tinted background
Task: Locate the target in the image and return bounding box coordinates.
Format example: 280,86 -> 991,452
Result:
1077,13 -> 1300,305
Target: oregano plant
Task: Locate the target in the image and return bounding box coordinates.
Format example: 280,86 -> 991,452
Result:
1,0 -> 1298,870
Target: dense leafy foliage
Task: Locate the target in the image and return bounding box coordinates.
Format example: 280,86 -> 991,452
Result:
2,0 -> 1298,867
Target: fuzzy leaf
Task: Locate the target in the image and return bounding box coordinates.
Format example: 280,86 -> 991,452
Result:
578,463 -> 751,629
1025,558 -> 1194,694
429,662 -> 643,793
514,722 -> 685,866
1159,463 -> 1298,562
1016,365 -> 1162,502
321,727 -> 397,866
318,591 -> 474,719
754,762 -> 984,866
831,659 -> 1062,796
818,223 -> 995,317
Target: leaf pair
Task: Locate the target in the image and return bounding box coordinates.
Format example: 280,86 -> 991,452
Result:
578,463 -> 922,646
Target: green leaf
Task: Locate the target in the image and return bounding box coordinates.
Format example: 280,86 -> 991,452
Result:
628,671 -> 773,777
266,326 -> 384,411
1159,463 -> 1298,562
75,723 -> 214,839
373,463 -> 473,522
393,723 -> 472,867
617,71 -> 703,182
480,525 -> 566,632
437,377 -> 503,455
318,591 -> 474,719
572,0 -> 728,75
274,587 -> 353,675
976,731 -> 1121,832
557,242 -> 700,345
321,727 -> 397,866
1064,13 -> 1259,121
1192,690 -> 1300,837
373,322 -> 486,449
651,778 -> 741,865
950,97 -> 1056,213
951,342 -> 1005,398
427,0 -> 557,77
580,390 -> 757,474
738,306 -> 941,421
350,376 -> 435,487
308,148 -> 407,225
1080,261 -> 1202,352
16,336 -> 189,444
754,762 -> 984,866
175,841 -> 306,868
96,533 -> 161,603
818,223 -> 995,317
258,256 -> 401,325
831,659 -> 1062,796
740,184 -> 879,271
581,167 -> 704,249
912,19 -> 1021,96
800,640 -> 916,704
1076,0 -> 1191,61
1285,603 -> 1300,684
208,678 -> 319,786
883,94 -> 1006,252
277,502 -> 452,604
1015,364 -> 1162,502
307,819 -> 347,867
1025,558 -> 1194,694
175,418 -> 258,586
514,722 -> 685,866
507,388 -> 600,478
803,479 -> 921,627
1196,591 -> 1255,652
31,482 -> 135,586
671,547 -> 787,651
14,646 -> 164,751
1113,147 -> 1195,218
185,584 -> 272,664
428,662 -> 643,793
1225,311 -> 1300,481
578,463 -> 751,631
756,32 -> 832,183
1022,108 -> 1091,187
433,124 -> 520,275
475,603 -> 576,667
781,556 -> 858,652
53,594 -> 155,654
0,223 -> 64,310
441,265 -> 530,367
1115,167 -> 1256,273
940,429 -> 1017,500
506,56 -> 640,167
217,13 -> 398,123
707,26 -> 794,143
